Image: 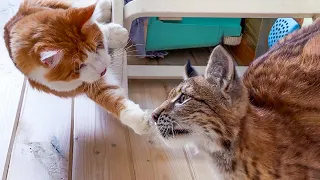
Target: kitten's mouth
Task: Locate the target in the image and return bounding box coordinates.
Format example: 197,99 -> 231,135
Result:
100,68 -> 107,76
155,115 -> 191,138
168,129 -> 190,136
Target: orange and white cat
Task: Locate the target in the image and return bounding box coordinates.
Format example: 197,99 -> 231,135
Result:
4,0 -> 151,134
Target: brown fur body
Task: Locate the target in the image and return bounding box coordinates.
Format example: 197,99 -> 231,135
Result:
238,18 -> 320,180
152,19 -> 320,179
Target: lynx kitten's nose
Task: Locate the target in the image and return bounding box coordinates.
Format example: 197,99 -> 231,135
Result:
152,112 -> 160,122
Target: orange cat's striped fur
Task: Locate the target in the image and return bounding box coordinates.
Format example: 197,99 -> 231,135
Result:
152,19 -> 320,179
4,0 -> 151,134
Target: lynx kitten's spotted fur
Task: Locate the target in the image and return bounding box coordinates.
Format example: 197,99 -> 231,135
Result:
152,19 -> 320,179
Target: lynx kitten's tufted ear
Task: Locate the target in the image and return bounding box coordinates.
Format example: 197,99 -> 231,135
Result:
205,45 -> 238,100
183,59 -> 199,80
40,50 -> 64,67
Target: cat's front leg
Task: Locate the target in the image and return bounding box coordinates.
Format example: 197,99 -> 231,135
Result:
85,77 -> 151,135
119,100 -> 152,135
98,23 -> 129,49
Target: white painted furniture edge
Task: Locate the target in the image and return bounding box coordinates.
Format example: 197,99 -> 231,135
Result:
128,65 -> 247,79
124,0 -> 320,31
123,0 -> 320,80
112,0 -> 124,25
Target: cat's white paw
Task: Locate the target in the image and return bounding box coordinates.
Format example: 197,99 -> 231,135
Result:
120,101 -> 151,135
106,23 -> 129,49
95,0 -> 112,23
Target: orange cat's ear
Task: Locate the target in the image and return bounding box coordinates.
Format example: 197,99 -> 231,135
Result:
40,50 -> 64,67
68,4 -> 96,28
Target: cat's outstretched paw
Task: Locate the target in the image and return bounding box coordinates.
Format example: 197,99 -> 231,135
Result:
95,0 -> 112,23
106,23 -> 129,49
120,102 -> 152,135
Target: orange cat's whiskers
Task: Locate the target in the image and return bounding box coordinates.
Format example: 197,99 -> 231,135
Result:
110,47 -> 130,57
118,49 -> 138,55
111,49 -> 138,58
110,42 -> 145,57
121,38 -> 132,49
110,38 -> 132,55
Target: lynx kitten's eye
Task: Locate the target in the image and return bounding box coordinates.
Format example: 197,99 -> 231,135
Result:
177,94 -> 190,104
74,64 -> 86,74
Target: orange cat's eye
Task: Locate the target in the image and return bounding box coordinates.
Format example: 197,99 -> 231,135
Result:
96,41 -> 104,52
80,64 -> 87,69
74,64 -> 86,74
